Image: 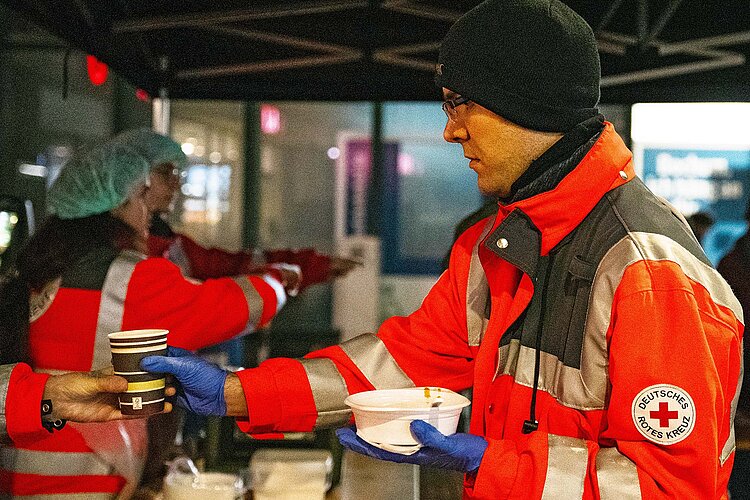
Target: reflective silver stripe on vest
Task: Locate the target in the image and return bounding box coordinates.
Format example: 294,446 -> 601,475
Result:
11,494 -> 115,500
300,358 -> 352,428
0,448 -> 112,476
498,340 -> 604,410
92,250 -> 144,371
230,276 -> 266,330
167,237 -> 193,277
466,219 -> 494,347
541,434 -> 588,499
595,447 -> 642,500
580,231 -> 745,411
722,338 -> 743,465
339,334 -> 414,389
0,363 -> 16,444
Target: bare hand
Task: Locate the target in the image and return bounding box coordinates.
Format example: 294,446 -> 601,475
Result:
42,371 -> 174,422
329,256 -> 362,278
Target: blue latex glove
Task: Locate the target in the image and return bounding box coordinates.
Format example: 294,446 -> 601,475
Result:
141,346 -> 228,416
336,420 -> 488,473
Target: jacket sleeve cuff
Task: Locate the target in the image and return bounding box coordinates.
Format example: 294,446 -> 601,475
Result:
235,358 -> 317,434
6,364 -> 50,444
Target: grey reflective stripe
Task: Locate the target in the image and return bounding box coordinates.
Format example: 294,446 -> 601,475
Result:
722,338 -> 743,464
596,447 -> 642,500
300,358 -> 352,428
167,237 -> 193,277
12,494 -> 115,500
541,434 -> 588,499
339,334 -> 414,389
230,276 -> 265,329
92,250 -> 143,371
1,447 -> 112,476
466,219 -> 493,346
0,363 -> 16,443
581,231 -> 745,413
498,340 -> 604,410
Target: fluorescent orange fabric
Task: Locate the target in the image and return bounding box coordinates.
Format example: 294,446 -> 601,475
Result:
235,123 -> 742,498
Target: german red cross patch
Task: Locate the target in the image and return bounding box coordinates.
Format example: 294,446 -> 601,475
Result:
631,384 -> 696,445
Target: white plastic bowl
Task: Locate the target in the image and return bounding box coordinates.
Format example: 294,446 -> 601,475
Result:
345,387 -> 470,450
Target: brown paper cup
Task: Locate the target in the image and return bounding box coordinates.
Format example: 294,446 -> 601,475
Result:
108,329 -> 168,416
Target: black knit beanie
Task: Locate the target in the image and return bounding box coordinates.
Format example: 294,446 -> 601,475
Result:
435,0 -> 601,132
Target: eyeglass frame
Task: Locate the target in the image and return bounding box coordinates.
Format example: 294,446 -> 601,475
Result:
442,95 -> 471,121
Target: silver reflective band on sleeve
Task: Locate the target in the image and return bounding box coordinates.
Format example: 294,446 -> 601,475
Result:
230,276 -> 266,329
92,250 -> 143,371
300,358 -> 352,428
11,493 -> 114,500
262,274 -> 287,313
580,232 -> 745,415
596,447 -> 642,500
0,363 -> 16,444
339,334 -> 415,390
0,447 -> 112,476
541,434 -> 588,500
722,338 -> 743,464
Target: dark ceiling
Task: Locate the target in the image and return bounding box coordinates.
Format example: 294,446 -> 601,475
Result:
3,0 -> 749,103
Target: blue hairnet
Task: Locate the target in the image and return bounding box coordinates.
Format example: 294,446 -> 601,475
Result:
111,128 -> 187,170
47,143 -> 149,220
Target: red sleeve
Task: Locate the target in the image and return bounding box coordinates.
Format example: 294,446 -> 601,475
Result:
598,260 -> 743,498
234,227 -> 481,435
264,248 -> 332,290
178,233 -> 255,280
5,363 -> 49,445
121,258 -> 283,350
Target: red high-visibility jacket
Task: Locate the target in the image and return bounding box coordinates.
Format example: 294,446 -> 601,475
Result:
233,123 -> 744,499
0,363 -> 49,445
1,249 -> 286,499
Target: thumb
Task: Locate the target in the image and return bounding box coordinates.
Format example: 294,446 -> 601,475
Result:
141,355 -> 176,373
410,420 -> 447,448
96,375 -> 129,393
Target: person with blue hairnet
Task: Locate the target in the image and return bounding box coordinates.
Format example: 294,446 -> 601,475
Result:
0,142 -> 292,498
111,127 -> 359,291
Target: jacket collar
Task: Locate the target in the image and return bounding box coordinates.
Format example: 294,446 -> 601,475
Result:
484,122 -> 634,272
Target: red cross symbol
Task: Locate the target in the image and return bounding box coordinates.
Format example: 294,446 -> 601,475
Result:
650,402 -> 679,428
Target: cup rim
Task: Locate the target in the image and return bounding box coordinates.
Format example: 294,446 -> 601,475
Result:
108,329 -> 169,340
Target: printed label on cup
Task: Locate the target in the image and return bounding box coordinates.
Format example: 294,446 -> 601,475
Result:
133,397 -> 142,410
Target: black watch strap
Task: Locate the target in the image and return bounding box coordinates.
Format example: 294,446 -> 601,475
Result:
41,399 -> 67,433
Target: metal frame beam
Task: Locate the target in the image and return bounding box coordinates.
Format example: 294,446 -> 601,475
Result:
113,0 -> 367,33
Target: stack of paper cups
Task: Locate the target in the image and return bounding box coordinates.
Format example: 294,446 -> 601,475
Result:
108,329 -> 168,415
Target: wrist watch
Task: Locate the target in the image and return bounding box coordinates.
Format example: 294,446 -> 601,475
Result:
41,399 -> 67,433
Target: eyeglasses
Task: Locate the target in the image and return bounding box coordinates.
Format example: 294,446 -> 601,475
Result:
442,95 -> 471,122
152,163 -> 179,178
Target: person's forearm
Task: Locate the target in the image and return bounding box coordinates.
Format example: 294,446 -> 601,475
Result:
224,373 -> 248,417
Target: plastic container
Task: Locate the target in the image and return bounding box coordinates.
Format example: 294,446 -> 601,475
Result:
162,471 -> 244,500
345,387 -> 471,452
250,448 -> 333,500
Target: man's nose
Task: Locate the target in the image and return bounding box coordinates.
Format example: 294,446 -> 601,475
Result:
443,119 -> 468,143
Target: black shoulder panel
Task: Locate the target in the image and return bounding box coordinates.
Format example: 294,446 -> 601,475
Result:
61,246 -> 119,291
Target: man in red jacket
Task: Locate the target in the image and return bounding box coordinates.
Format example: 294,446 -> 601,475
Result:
143,1 -> 744,498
